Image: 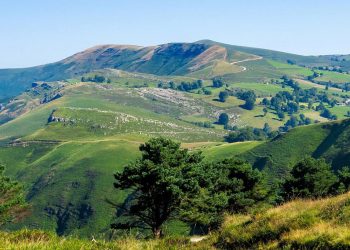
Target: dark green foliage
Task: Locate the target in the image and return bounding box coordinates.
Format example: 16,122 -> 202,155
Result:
0,164 -> 27,226
236,90 -> 256,110
212,158 -> 267,212
212,78 -> 224,88
203,88 -> 212,95
244,98 -> 255,110
218,113 -> 229,125
158,80 -> 203,93
282,157 -> 337,200
177,81 -> 202,92
320,108 -> 337,120
218,91 -> 229,102
81,75 -> 106,83
181,158 -> 267,230
263,108 -> 268,116
225,125 -> 275,143
190,121 -> 214,128
280,114 -> 312,131
333,166 -> 350,194
112,137 -> 202,238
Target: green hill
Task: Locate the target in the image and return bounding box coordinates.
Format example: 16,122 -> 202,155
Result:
241,119 -> 350,181
1,40 -> 350,238
218,191 -> 350,249
2,40 -> 348,99
0,80 -> 228,236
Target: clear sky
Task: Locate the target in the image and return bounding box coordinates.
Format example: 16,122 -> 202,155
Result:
1,0 -> 349,68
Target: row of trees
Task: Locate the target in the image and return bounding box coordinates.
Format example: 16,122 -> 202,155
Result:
282,157 -> 350,199
112,138 -> 267,237
81,75 -> 111,83
2,138 -> 350,239
111,138 -> 350,238
157,80 -> 214,95
224,123 -> 277,142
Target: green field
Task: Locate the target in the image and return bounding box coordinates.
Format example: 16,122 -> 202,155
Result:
268,60 -> 314,77
230,82 -> 293,96
201,141 -> 263,161
315,70 -> 350,84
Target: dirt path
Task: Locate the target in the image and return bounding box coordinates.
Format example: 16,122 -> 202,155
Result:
230,56 -> 263,72
190,236 -> 207,243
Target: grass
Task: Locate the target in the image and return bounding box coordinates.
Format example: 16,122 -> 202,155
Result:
2,71 -> 350,238
201,141 -> 263,162
236,106 -> 284,130
268,60 -> 314,77
0,139 -> 140,237
0,229 -> 213,250
4,192 -> 350,249
230,82 -> 293,96
242,119 -> 350,180
315,70 -> 350,84
217,192 -> 350,249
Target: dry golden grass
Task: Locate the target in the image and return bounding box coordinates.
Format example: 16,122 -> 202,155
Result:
218,192 -> 350,249
0,229 -> 215,250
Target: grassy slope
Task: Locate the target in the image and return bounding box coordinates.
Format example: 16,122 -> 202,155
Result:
0,82 -> 229,236
241,119 -> 350,180
1,61 -> 350,238
315,70 -> 350,84
4,192 -> 350,249
218,192 -> 350,249
201,141 -> 263,162
1,140 -> 139,236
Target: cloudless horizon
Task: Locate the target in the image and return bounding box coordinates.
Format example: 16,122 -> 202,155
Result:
1,0 -> 350,68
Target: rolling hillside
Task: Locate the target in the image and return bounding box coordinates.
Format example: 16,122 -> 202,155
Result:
241,119 -> 350,180
2,40 -> 349,99
0,79 -> 228,236
1,40 -> 350,238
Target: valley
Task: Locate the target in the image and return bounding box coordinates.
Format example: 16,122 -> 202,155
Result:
1,40 -> 350,244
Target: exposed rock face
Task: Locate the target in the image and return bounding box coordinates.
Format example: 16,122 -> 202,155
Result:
41,92 -> 63,104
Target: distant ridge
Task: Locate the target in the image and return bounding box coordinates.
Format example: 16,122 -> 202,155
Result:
0,40 -> 349,98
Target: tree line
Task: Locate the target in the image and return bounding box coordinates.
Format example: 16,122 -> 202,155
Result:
2,138 -> 350,238
110,137 -> 350,238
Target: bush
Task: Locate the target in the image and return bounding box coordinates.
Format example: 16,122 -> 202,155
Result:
218,91 -> 229,102
282,157 -> 337,200
218,113 -> 229,125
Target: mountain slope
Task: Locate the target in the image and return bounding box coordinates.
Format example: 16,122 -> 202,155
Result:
241,119 -> 350,180
218,191 -> 350,249
3,40 -> 348,99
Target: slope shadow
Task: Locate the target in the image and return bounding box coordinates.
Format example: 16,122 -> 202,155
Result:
312,119 -> 350,159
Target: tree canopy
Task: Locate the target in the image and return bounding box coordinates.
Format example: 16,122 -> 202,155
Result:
218,113 -> 229,125
282,157 -> 337,200
0,164 -> 27,226
112,137 -> 202,238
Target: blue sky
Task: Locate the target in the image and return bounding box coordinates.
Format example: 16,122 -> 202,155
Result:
1,0 -> 349,68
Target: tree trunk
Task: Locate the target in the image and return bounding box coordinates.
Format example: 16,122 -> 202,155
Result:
153,227 -> 162,239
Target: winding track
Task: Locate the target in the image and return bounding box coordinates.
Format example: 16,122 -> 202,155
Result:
230,56 -> 263,72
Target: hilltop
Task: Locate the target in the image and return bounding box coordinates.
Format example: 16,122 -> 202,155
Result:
1,40 -> 350,99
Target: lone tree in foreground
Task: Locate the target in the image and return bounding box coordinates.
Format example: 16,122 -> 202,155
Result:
0,164 -> 27,226
112,137 -> 202,238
